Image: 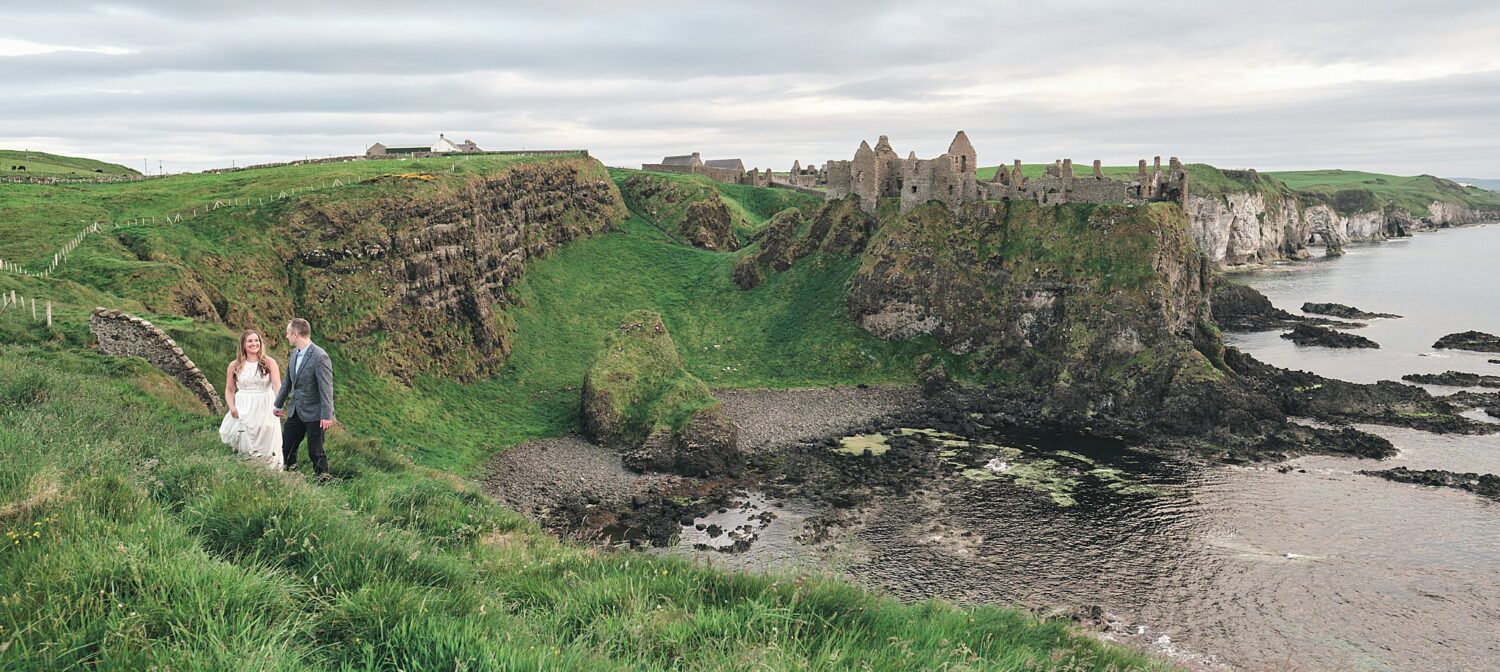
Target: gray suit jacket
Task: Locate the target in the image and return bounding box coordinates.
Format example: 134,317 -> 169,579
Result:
274,343 -> 334,421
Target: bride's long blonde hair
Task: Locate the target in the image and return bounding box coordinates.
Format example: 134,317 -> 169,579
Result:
233,329 -> 271,379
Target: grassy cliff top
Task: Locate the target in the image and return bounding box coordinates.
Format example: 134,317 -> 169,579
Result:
0,153 -> 576,267
0,149 -> 142,177
978,162 -> 1500,216
1266,169 -> 1500,214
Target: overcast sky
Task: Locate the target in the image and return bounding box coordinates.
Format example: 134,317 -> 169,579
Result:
3,1 -> 1497,176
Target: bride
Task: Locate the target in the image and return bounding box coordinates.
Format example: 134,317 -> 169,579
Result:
219,329 -> 283,469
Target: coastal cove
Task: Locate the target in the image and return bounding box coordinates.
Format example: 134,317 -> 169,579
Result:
493,222 -> 1500,671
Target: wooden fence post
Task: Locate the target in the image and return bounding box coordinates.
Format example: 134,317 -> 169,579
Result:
46,301 -> 51,327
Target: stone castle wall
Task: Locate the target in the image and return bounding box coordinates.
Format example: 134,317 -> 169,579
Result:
91,308 -> 224,413
825,132 -> 1189,214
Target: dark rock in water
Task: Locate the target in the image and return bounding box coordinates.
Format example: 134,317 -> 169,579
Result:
1210,280 -> 1365,331
1401,371 -> 1500,388
1359,466 -> 1500,500
1281,323 -> 1379,349
1253,423 -> 1397,460
1225,348 -> 1494,435
1490,359 -> 1500,365
1487,407 -> 1500,419
1433,331 -> 1500,353
1308,425 -> 1398,459
1212,279 -> 1301,332
1301,302 -> 1401,320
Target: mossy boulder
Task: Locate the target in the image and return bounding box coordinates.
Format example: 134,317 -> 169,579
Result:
580,310 -> 739,476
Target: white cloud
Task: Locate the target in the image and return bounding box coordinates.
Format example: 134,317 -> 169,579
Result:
0,1 -> 1496,176
0,37 -> 132,57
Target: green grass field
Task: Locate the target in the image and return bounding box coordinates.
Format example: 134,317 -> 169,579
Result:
0,149 -> 141,178
0,347 -> 1168,670
1266,169 -> 1500,216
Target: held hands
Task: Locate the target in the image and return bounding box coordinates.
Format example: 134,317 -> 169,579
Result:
273,408 -> 284,417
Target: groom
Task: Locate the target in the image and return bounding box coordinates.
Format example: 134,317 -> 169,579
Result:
273,318 -> 335,480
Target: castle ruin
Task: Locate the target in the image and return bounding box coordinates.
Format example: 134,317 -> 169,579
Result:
825,131 -> 1189,214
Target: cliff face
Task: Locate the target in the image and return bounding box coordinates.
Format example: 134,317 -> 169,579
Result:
1188,191 -> 1490,265
1185,191 -> 1306,264
284,158 -> 626,381
846,200 -> 1263,430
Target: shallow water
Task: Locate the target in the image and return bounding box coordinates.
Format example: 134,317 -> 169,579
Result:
661,225 -> 1500,670
1224,223 -> 1500,385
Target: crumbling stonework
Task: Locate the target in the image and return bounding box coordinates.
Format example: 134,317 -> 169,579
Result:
91,308 -> 223,413
825,131 -> 1189,214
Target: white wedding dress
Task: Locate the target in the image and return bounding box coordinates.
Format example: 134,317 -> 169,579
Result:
219,362 -> 283,469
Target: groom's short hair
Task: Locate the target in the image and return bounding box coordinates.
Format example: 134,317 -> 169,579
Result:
287,318 -> 311,337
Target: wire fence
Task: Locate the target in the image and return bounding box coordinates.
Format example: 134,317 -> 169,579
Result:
0,289 -> 51,326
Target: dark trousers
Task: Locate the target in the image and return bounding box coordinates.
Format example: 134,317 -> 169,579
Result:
282,415 -> 328,474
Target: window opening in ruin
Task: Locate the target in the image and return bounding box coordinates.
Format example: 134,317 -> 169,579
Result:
960,156 -> 968,171
947,185 -> 954,195
911,185 -> 917,194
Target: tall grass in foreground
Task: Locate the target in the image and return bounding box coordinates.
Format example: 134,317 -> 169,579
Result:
0,347 -> 1170,670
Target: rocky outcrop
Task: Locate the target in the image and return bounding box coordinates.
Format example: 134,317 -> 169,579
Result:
805,193 -> 879,255
617,172 -> 741,251
1281,323 -> 1379,349
1433,331 -> 1500,353
1359,467 -> 1500,500
1402,371 -> 1500,388
732,255 -> 763,290
845,199 -> 1286,439
680,199 -> 738,251
580,310 -> 739,477
1301,302 -> 1400,320
1212,278 -> 1302,331
286,158 -> 625,382
751,208 -> 808,272
1225,348 -> 1493,435
91,308 -> 222,413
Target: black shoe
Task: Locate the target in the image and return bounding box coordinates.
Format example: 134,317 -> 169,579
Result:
285,463 -> 299,472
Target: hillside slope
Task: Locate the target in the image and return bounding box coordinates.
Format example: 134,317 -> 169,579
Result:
0,347 -> 1168,670
0,149 -> 141,177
